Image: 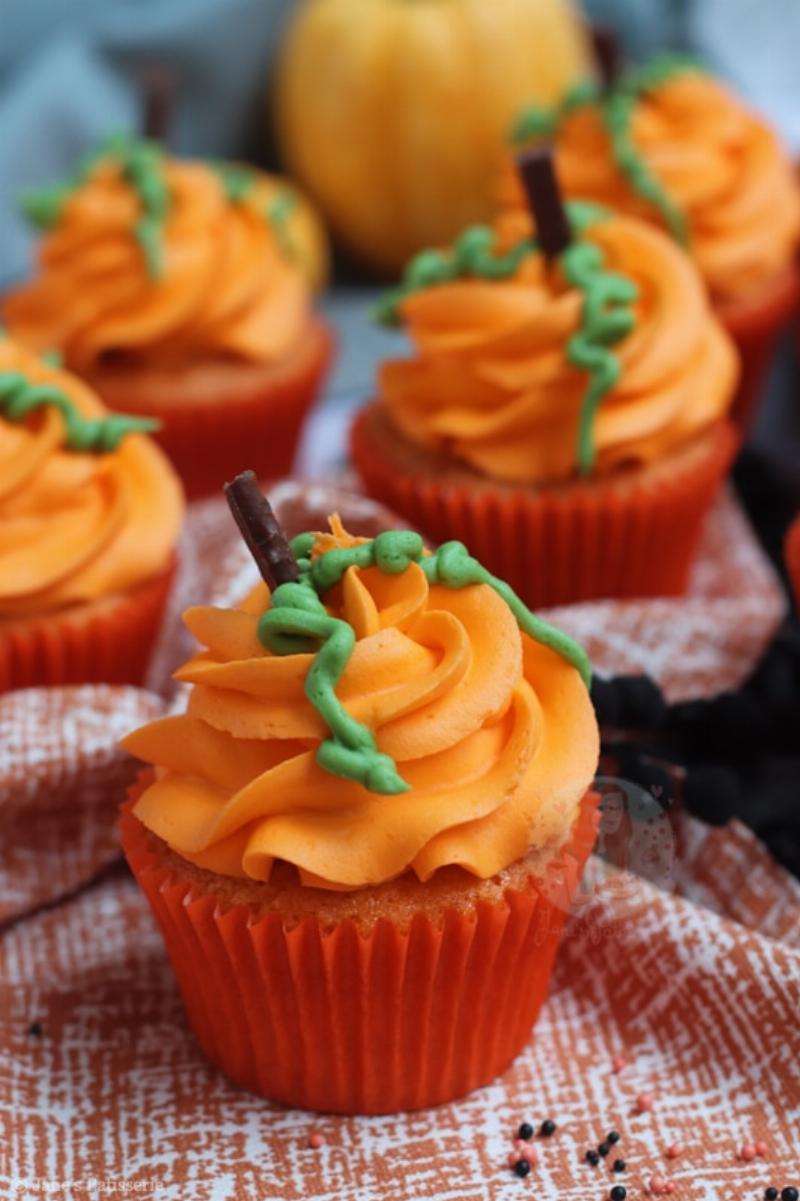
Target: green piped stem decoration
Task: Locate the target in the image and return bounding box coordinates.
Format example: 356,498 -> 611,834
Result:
511,53 -> 703,245
21,133 -> 170,278
375,224 -> 536,325
376,200 -> 638,477
265,190 -> 297,260
214,162 -> 255,203
256,530 -> 592,796
562,242 -> 638,474
213,162 -> 297,260
0,370 -> 159,452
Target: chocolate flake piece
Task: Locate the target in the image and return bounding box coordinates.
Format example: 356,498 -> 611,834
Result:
139,64 -> 177,142
592,27 -> 622,91
224,470 -> 299,591
516,147 -> 572,261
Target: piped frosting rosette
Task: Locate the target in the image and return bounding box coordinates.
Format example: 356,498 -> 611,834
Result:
123,518 -> 598,890
3,138 -> 310,371
352,202 -> 739,606
502,57 -> 800,305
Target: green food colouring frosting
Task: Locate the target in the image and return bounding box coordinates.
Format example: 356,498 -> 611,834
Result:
0,369 -> 159,452
375,224 -> 536,325
213,162 -> 297,260
511,53 -> 703,245
561,239 -> 638,474
377,201 -> 638,476
214,162 -> 255,203
257,531 -> 592,796
20,133 -> 170,279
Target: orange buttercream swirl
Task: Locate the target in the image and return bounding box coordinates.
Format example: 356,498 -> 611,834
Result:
3,149 -> 311,372
0,338 -> 183,617
380,210 -> 738,485
123,521 -> 599,890
502,67 -> 800,304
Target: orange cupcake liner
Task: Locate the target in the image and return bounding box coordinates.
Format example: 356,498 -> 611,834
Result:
0,556 -> 176,694
351,409 -> 738,610
92,321 -> 334,500
716,262 -> 800,436
785,515 -> 800,609
120,782 -> 600,1115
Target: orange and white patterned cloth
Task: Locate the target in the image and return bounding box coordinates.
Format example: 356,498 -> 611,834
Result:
0,481 -> 796,1200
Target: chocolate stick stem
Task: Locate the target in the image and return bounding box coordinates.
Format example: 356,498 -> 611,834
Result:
224,470 -> 299,591
139,65 -> 176,142
591,26 -> 621,92
516,147 -> 572,261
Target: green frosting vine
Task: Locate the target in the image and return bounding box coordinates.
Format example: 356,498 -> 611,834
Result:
258,531 -> 592,796
21,133 -> 170,278
375,225 -> 534,325
511,53 -> 703,244
512,77 -> 601,142
213,162 -> 297,260
376,201 -> 607,325
0,369 -> 159,452
561,241 -> 638,473
214,162 -> 255,203
265,190 -> 297,260
377,201 -> 637,476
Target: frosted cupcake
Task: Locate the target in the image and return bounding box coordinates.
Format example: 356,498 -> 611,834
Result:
119,479 -> 599,1114
3,135 -> 333,498
500,55 -> 800,430
352,186 -> 739,607
0,332 -> 183,691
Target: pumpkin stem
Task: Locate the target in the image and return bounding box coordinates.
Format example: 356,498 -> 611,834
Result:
515,146 -> 571,260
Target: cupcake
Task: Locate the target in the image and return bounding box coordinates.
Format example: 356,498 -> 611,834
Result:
352,195 -> 739,608
3,135 -> 334,498
500,56 -> 800,431
0,332 -> 183,692
119,489 -> 600,1114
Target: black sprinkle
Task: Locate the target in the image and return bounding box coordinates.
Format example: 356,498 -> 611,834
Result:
586,1150 -> 600,1166
607,1131 -> 621,1145
610,1187 -> 627,1201
598,1142 -> 611,1157
613,1159 -> 626,1173
513,1159 -> 530,1179
765,1190 -> 779,1201
781,1190 -> 799,1201
540,1120 -> 556,1137
517,1122 -> 534,1141
27,1022 -> 43,1038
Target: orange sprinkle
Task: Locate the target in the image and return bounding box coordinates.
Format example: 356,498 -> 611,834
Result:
612,1056 -> 628,1073
666,1144 -> 683,1159
739,1143 -> 757,1162
636,1093 -> 655,1113
308,1132 -> 325,1149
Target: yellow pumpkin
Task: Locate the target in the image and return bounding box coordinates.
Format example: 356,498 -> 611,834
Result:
250,170 -> 331,291
275,0 -> 592,276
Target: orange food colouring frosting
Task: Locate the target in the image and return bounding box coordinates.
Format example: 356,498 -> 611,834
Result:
3,136 -> 311,372
504,57 -> 800,304
0,335 -> 183,618
376,202 -> 738,486
123,517 -> 599,891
